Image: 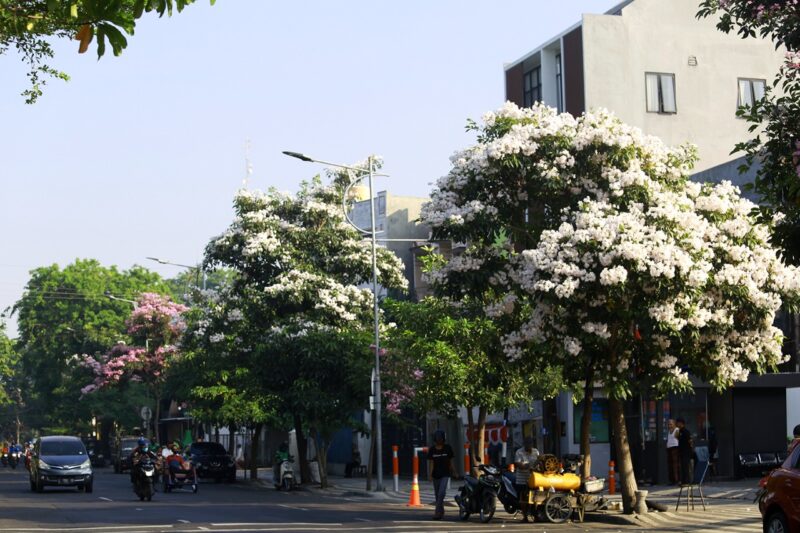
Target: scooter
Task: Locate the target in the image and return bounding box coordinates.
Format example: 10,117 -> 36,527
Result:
455,464 -> 501,523
275,454 -> 296,491
497,469 -> 519,515
132,457 -> 156,501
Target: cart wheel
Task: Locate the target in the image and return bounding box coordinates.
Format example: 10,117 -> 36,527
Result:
576,506 -> 585,523
544,494 -> 572,524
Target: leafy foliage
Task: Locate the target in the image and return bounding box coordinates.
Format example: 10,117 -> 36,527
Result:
0,0 -> 215,103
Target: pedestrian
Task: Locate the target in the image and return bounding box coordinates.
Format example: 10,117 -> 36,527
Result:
676,418 -> 693,485
426,430 -> 455,521
514,436 -> 540,523
234,444 -> 246,470
789,424 -> 800,453
666,418 -> 679,484
344,443 -> 361,478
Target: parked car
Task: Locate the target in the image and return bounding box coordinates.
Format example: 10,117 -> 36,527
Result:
759,443 -> 800,533
188,442 -> 236,482
29,436 -> 93,493
114,436 -> 149,474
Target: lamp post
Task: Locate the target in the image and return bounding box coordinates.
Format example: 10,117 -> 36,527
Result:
283,150 -> 386,491
146,257 -> 207,290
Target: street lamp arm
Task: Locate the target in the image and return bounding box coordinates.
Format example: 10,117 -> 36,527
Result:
342,176 -> 377,236
104,291 -> 138,307
282,150 -> 389,176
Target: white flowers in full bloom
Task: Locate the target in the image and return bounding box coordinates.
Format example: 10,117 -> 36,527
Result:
421,102 -> 800,392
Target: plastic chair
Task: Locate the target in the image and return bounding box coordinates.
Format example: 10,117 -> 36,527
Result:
676,460 -> 708,511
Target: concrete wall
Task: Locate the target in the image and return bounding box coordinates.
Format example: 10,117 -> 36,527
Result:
581,0 -> 784,172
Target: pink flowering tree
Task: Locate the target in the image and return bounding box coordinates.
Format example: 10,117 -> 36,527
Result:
421,103 -> 800,511
699,1 -> 800,262
81,293 -> 187,442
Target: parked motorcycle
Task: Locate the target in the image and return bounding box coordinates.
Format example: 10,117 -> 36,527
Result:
455,464 -> 501,523
497,469 -> 519,515
132,457 -> 156,501
275,454 -> 296,491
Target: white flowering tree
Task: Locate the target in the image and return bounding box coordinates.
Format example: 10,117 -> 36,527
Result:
191,169 -> 407,486
421,103 -> 800,511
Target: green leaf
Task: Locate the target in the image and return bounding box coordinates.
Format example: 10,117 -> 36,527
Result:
95,27 -> 106,58
101,24 -> 128,56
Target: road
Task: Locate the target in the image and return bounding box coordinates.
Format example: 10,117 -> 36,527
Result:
0,466 -> 762,532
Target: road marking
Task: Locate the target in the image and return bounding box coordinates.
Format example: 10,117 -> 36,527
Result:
209,524 -> 342,527
176,520 -> 190,524
98,496 -> 113,502
277,503 -> 309,511
354,518 -> 372,522
0,527 -> 174,532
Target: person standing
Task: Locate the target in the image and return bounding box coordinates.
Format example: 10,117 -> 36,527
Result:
676,418 -> 693,485
427,430 -> 455,521
344,444 -> 361,478
666,419 -> 679,484
514,436 -> 540,523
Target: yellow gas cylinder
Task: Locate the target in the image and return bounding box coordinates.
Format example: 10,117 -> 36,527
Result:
528,471 -> 581,491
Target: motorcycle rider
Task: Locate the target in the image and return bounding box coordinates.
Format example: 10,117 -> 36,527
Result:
514,436 -> 540,523
166,442 -> 188,482
273,442 -> 290,487
130,437 -> 156,483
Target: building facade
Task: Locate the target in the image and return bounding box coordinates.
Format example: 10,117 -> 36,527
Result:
503,0 -> 784,173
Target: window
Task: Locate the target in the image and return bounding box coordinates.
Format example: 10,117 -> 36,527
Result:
556,54 -> 563,113
377,195 -> 386,216
737,78 -> 766,108
645,72 -> 677,114
573,398 -> 610,444
523,66 -> 542,107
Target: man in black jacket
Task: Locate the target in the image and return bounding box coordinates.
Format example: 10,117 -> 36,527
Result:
676,418 -> 693,485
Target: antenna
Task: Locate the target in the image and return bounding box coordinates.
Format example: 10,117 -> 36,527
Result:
243,138 -> 253,188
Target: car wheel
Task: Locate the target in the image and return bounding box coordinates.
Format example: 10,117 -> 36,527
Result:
764,511 -> 789,533
35,479 -> 43,493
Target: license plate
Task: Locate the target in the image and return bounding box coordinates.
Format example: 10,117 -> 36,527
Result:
59,478 -> 70,484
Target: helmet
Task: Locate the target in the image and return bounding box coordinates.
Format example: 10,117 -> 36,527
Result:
138,437 -> 147,447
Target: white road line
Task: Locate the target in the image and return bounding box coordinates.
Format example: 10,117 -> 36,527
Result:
0,527 -> 174,532
354,518 -> 372,522
176,519 -> 190,524
276,503 -> 309,511
98,496 -> 113,502
209,524 -> 342,527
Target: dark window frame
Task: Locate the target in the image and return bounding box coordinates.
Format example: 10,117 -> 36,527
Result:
523,66 -> 542,108
645,72 -> 677,114
556,54 -> 563,113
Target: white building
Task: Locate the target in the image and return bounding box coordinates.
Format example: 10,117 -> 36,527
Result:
503,0 -> 783,174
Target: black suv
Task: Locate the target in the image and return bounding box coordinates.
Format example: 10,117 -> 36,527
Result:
29,436 -> 93,493
114,436 -> 149,473
189,442 -> 236,482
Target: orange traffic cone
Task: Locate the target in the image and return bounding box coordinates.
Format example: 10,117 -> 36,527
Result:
407,477 -> 422,507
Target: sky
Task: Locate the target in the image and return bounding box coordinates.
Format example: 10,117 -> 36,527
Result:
0,0 -> 622,336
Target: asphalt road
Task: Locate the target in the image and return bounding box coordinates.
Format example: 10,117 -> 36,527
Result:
0,466 -> 761,532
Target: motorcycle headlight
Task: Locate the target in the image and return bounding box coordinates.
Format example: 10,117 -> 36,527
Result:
38,459 -> 50,469
81,459 -> 91,469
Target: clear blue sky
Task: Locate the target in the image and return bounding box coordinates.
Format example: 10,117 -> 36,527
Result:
0,0 -> 621,336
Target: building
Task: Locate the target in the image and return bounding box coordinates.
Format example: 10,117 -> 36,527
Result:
503,0 -> 783,174
502,0 -> 800,482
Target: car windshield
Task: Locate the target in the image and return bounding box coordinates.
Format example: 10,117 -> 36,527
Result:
40,440 -> 86,456
191,442 -> 227,455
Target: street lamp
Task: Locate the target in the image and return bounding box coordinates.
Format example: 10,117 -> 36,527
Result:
146,257 -> 207,290
104,292 -> 138,307
283,150 -> 386,492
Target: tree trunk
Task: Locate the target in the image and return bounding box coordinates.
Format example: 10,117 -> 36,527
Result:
153,393 -> 161,444
249,423 -> 263,480
580,373 -> 594,480
609,398 -> 638,513
476,406 -> 487,467
312,428 -> 328,488
366,409 -> 376,491
293,414 -> 312,484
466,406 -> 476,470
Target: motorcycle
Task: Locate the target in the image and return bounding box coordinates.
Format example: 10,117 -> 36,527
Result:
497,469 -> 519,515
1,451 -> 8,467
275,454 -> 296,491
455,464 -> 501,523
132,456 -> 156,501
8,451 -> 19,469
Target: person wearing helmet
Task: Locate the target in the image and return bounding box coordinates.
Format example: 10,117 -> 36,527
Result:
130,437 -> 155,483
166,442 -> 187,481
426,430 -> 454,520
